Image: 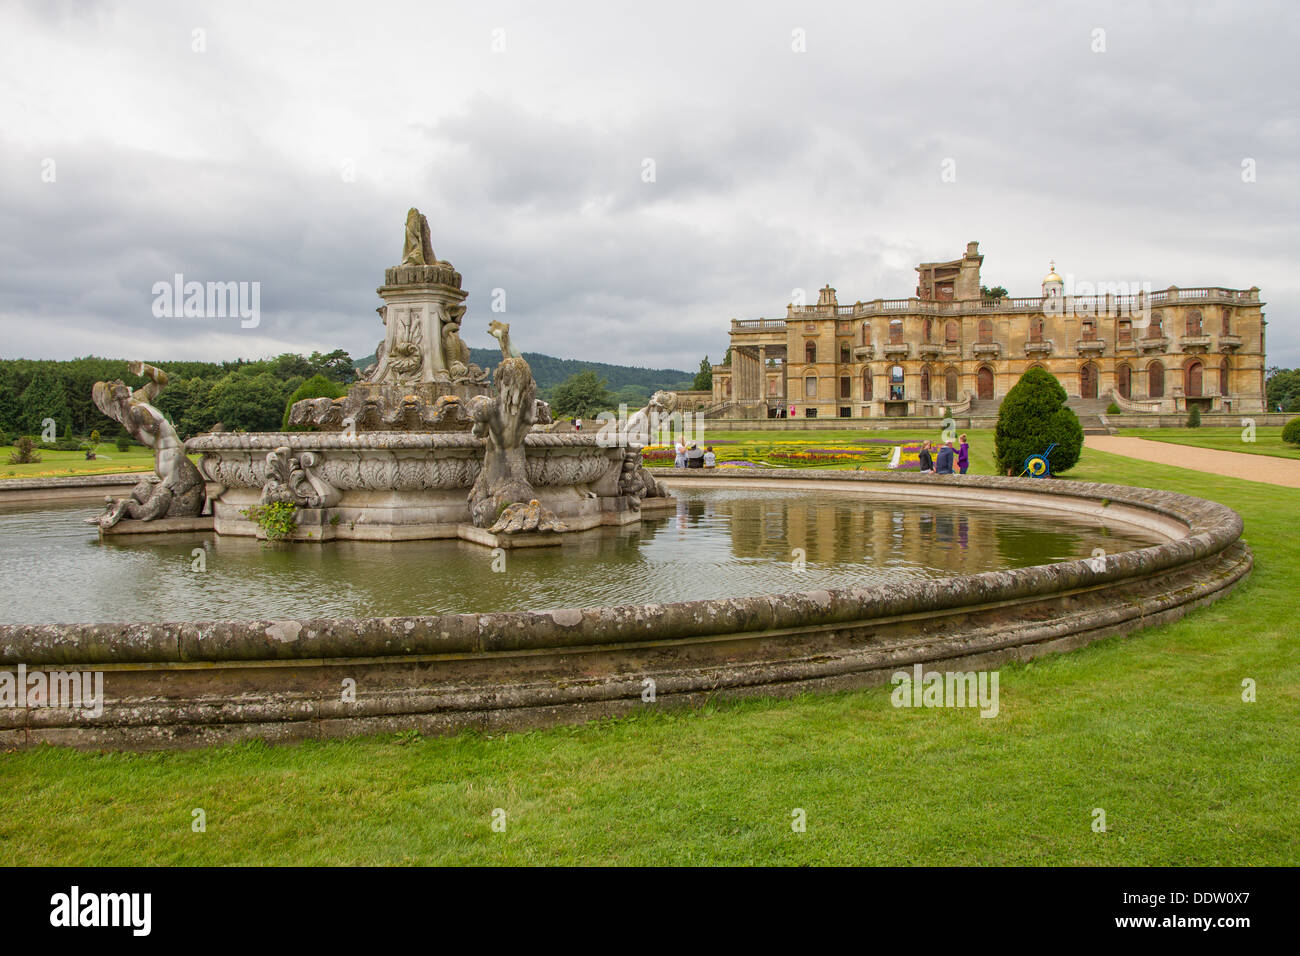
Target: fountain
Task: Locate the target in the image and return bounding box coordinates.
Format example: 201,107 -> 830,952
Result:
90,209 -> 675,546
0,208 -> 1251,750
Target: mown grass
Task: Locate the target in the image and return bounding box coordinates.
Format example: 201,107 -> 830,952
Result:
1116,425 -> 1300,461
1,447 -> 157,479
1,445 -> 1296,865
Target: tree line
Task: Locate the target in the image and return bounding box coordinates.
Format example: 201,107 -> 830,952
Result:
0,351 -> 354,441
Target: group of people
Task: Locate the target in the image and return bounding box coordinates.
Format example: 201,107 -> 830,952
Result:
917,434 -> 970,475
674,441 -> 716,469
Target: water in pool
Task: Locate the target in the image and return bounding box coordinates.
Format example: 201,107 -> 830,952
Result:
0,488 -> 1161,624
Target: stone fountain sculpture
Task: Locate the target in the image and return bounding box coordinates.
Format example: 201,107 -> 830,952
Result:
85,362 -> 206,528
618,390 -> 677,500
180,207 -> 674,544
468,355 -> 565,534
287,207 -> 493,432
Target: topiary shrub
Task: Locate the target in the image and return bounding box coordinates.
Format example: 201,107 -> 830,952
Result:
1106,401 -> 1121,416
1187,405 -> 1201,428
8,436 -> 41,464
1282,417 -> 1300,447
89,429 -> 101,446
115,435 -> 132,452
994,367 -> 1084,476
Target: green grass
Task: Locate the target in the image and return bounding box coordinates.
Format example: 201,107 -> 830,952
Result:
1116,425 -> 1300,460
1,446 -> 157,479
1,445 -> 1297,865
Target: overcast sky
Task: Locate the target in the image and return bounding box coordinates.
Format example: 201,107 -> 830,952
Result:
1,0 -> 1296,372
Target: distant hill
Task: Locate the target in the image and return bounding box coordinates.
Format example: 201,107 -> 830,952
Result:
354,349 -> 694,401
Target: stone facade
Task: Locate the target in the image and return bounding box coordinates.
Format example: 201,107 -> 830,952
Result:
712,242 -> 1267,418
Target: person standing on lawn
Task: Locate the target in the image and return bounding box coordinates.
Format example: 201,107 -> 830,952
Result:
935,440 -> 955,475
918,441 -> 934,474
957,434 -> 970,474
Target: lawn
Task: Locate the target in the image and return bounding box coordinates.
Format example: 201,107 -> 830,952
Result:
1,446 -> 158,479
1,441 -> 1295,866
1116,425 -> 1300,461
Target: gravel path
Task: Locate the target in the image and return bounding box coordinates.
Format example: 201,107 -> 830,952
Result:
1084,435 -> 1300,488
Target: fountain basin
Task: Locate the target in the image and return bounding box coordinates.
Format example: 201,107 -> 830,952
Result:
0,471 -> 1250,749
187,431 -> 659,542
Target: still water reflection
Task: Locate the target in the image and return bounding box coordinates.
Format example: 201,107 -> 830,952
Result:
0,489 -> 1161,624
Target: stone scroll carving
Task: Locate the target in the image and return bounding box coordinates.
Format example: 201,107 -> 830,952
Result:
85,363 -> 206,528
259,448 -> 342,509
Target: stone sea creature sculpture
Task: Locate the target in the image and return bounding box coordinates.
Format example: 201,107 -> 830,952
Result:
488,320 -> 521,359
467,352 -> 566,534
85,362 -> 205,528
441,312 -> 472,368
625,389 -> 678,445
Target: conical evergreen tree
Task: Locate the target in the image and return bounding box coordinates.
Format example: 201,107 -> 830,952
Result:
19,367 -> 71,438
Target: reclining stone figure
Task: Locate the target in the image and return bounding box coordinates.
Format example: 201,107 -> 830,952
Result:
85,362 -> 205,529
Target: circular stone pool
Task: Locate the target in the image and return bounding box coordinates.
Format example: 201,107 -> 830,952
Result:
0,488 -> 1164,624
0,471 -> 1251,750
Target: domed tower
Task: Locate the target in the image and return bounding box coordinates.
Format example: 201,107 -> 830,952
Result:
1042,259 -> 1064,299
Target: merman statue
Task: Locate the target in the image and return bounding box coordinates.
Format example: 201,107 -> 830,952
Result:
84,362 -> 205,528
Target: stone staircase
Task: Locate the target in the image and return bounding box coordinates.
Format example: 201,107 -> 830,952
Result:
966,394 -> 1115,434
1066,396 -> 1117,435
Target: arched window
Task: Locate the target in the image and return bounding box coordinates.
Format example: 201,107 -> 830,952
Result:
804,376 -> 818,399
924,318 -> 934,342
977,365 -> 994,400
1219,358 -> 1230,395
945,321 -> 959,347
945,367 -> 959,402
861,322 -> 871,346
1148,360 -> 1165,398
1029,316 -> 1044,342
862,368 -> 872,401
920,366 -> 931,401
1147,311 -> 1163,339
889,364 -> 904,400
805,341 -> 817,364
978,318 -> 993,343
1080,362 -> 1098,399
1185,359 -> 1203,398
1222,309 -> 1231,336
1186,310 -> 1203,336
889,319 -> 904,344
1117,364 -> 1131,399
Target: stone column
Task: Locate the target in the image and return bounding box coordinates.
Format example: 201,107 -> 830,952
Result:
370,262 -> 467,385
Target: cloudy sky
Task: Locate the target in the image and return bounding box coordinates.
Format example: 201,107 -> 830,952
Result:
2,0 -> 1296,372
